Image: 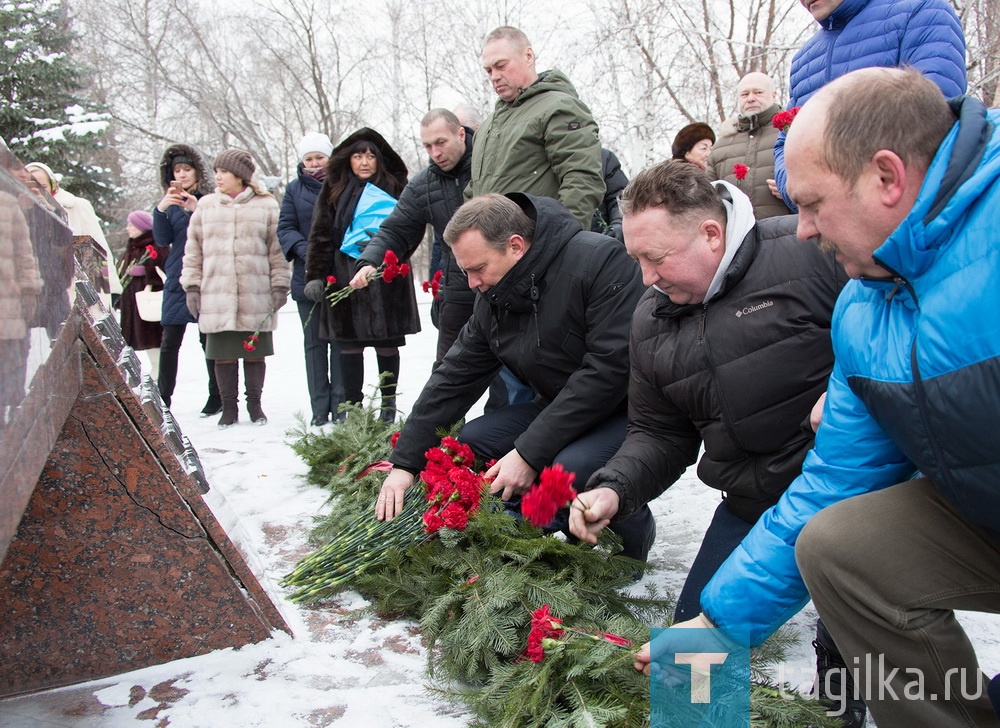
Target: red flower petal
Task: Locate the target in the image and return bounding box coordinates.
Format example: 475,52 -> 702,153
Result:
326,275 -> 337,285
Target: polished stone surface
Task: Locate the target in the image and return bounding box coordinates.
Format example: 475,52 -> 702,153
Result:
0,167 -> 289,696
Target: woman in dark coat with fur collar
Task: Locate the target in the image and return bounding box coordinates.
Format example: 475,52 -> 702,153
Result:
304,128 -> 419,422
152,143 -> 221,414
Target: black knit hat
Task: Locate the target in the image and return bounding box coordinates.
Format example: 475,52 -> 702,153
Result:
671,122 -> 716,160
213,148 -> 255,183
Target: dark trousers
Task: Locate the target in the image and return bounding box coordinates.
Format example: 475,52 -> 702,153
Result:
297,300 -> 344,420
798,478 -> 1000,727
435,299 -> 521,413
674,499 -> 755,622
459,402 -> 656,561
158,323 -> 216,406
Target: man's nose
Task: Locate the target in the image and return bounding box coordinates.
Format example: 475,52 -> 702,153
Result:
796,214 -> 819,242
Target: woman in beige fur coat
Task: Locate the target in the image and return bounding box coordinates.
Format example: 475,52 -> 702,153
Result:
181,149 -> 290,428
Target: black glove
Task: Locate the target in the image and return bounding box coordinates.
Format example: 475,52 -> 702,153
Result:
303,279 -> 325,302
186,290 -> 201,318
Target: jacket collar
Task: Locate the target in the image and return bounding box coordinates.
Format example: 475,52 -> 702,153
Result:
735,103 -> 781,132
820,0 -> 870,31
873,96 -> 995,283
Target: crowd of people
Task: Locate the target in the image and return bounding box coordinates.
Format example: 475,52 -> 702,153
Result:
8,0 -> 999,724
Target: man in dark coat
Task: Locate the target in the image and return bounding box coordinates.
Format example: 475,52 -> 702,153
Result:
591,148 -> 628,241
349,109 -> 475,365
374,193 -> 656,562
567,160 -> 856,721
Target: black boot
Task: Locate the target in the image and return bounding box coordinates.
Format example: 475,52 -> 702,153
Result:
201,356 -> 222,416
813,620 -> 868,727
376,351 -> 400,423
244,359 -> 267,425
215,361 -> 239,428
340,352 -> 365,406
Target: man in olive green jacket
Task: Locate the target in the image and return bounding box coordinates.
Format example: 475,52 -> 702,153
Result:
468,26 -> 604,229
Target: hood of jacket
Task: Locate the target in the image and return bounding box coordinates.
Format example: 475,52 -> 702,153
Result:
873,96 -> 998,284
502,69 -> 581,109
819,0 -> 870,30
427,126 -> 474,181
327,127 -> 408,185
158,143 -> 215,196
480,193 -> 581,314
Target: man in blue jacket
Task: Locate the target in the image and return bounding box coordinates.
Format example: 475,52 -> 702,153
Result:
641,68 -> 1000,728
770,0 -> 966,210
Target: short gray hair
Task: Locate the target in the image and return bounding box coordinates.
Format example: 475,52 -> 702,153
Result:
421,108 -> 461,132
443,194 -> 535,251
818,67 -> 954,186
483,26 -> 530,50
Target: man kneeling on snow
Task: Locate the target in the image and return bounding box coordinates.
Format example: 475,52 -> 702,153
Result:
374,192 -> 656,562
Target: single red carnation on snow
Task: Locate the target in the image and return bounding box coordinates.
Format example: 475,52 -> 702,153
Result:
733,163 -> 749,181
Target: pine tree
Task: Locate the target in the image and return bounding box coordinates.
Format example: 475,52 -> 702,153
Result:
0,0 -> 120,220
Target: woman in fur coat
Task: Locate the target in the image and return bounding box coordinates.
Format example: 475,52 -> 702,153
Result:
181,149 -> 290,428
303,128 -> 419,422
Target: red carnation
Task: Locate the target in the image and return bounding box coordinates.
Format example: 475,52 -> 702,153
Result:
326,275 -> 336,285
243,341 -> 256,352
521,464 -> 577,527
441,501 -> 469,530
399,263 -> 410,277
526,604 -> 564,663
772,106 -> 801,133
423,506 -> 444,534
145,244 -> 158,259
390,431 -> 400,448
733,163 -> 749,181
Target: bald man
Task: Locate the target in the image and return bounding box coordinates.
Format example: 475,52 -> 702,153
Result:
638,67 -> 1000,728
707,72 -> 791,219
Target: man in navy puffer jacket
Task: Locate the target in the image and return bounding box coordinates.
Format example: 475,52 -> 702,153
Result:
771,0 -> 966,210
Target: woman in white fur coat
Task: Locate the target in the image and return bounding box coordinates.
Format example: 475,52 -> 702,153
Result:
181,149 -> 290,428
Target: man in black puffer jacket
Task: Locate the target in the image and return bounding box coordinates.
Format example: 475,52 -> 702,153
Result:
374,192 -> 657,562
569,160 -> 846,620
350,109 -> 475,365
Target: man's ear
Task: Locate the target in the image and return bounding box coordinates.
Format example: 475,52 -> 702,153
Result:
703,219 -> 726,251
458,127 -> 466,142
871,149 -> 908,207
509,234 -> 528,258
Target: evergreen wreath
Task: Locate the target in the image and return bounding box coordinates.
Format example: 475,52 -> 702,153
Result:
284,400 -> 841,727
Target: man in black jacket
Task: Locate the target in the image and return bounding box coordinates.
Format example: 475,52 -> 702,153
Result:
374,192 -> 656,561
568,159 -> 844,623
348,109 -> 475,365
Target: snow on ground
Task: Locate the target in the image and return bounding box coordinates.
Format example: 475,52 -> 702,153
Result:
0,291 -> 997,727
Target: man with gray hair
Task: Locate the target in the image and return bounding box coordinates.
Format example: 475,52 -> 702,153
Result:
467,26 -> 604,230
373,192 -> 656,563
639,67 -> 1000,727
707,71 -> 791,219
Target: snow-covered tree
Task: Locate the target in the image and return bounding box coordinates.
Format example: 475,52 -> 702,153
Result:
0,0 -> 121,221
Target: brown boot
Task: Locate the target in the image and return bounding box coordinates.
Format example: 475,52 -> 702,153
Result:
215,361 -> 239,428
244,359 -> 267,425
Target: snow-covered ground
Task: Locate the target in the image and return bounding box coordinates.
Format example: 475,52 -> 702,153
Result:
0,291 -> 997,727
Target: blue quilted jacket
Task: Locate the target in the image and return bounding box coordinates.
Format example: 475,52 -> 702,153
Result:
703,97 -> 1000,646
773,0 -> 966,209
